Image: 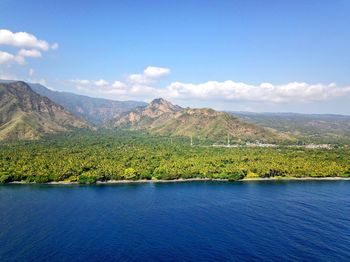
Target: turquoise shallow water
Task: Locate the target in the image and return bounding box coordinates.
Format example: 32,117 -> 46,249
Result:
1,181 -> 350,261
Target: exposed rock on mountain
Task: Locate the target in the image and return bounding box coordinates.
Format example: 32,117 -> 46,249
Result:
107,98 -> 291,142
107,98 -> 182,127
0,81 -> 90,140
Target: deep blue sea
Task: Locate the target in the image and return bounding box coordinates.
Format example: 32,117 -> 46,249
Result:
1,181 -> 350,261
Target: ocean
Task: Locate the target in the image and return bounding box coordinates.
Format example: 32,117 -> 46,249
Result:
1,181 -> 350,261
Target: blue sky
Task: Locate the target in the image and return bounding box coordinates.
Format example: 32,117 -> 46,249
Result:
1,0 -> 350,114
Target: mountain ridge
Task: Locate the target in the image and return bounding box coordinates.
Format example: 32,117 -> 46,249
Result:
0,81 -> 90,140
29,83 -> 147,124
0,80 -> 147,124
3,80 -> 348,144
107,98 -> 292,143
234,111 -> 350,144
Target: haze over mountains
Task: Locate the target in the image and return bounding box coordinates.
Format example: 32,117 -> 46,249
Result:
235,112 -> 350,144
30,83 -> 147,124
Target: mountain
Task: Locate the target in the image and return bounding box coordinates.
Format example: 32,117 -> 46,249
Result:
108,98 -> 182,127
107,98 -> 291,143
29,83 -> 147,124
0,81 -> 90,140
233,112 -> 350,144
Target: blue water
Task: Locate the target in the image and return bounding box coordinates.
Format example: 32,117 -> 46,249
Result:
1,181 -> 350,261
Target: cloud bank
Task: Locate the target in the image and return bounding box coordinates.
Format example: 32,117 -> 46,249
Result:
71,66 -> 350,105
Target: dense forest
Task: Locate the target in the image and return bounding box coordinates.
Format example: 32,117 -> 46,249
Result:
0,130 -> 349,184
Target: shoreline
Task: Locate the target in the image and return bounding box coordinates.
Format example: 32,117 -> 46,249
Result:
242,177 -> 350,181
6,176 -> 350,185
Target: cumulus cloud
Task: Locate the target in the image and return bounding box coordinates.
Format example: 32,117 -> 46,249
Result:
18,49 -> 42,58
127,66 -> 170,85
0,29 -> 58,66
144,66 -> 170,78
72,79 -> 157,100
112,81 -> 127,89
94,79 -> 109,86
0,29 -> 56,50
70,66 -> 350,104
0,50 -> 25,64
0,50 -> 16,64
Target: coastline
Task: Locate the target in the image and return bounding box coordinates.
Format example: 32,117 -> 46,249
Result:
242,177 -> 350,181
6,176 -> 350,185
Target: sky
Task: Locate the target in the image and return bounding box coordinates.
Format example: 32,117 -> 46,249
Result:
1,0 -> 350,114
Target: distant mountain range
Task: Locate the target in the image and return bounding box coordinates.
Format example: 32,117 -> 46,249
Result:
234,112 -> 350,144
1,80 -> 350,144
29,83 -> 147,124
0,82 -> 90,140
107,98 -> 291,142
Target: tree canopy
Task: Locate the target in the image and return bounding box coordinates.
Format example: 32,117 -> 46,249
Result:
0,130 -> 349,184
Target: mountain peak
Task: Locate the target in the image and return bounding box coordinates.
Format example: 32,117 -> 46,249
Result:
107,98 -> 183,127
148,98 -> 182,113
150,98 -> 167,104
8,81 -> 33,93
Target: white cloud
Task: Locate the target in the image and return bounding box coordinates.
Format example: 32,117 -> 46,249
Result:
0,50 -> 25,65
127,66 -> 170,85
70,66 -> 350,105
0,49 -> 42,65
0,29 -> 58,66
71,66 -> 170,99
144,66 -> 170,78
94,79 -> 109,86
112,81 -> 127,89
0,29 -> 56,51
165,81 -> 350,103
0,50 -> 15,64
18,49 -> 42,58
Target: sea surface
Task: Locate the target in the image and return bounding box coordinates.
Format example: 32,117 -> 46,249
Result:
0,181 -> 350,261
